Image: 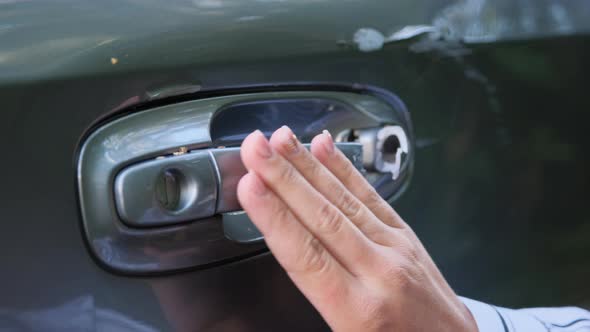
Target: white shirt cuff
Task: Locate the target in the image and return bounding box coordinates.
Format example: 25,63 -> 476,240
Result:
459,297 -> 583,331
459,296 -> 507,332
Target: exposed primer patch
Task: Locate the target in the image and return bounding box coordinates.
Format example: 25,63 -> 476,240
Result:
110,57 -> 118,65
353,1 -> 584,52
432,0 -> 579,43
353,28 -> 386,52
352,25 -> 438,52
389,25 -> 439,41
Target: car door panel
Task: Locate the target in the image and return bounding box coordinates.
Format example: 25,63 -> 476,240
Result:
1,1 -> 590,331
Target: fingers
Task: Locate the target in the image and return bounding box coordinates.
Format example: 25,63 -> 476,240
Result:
237,172 -> 356,316
269,126 -> 396,246
240,130 -> 376,275
311,132 -> 407,229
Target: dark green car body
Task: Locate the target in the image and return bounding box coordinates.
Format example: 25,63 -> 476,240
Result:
1,1 -> 589,330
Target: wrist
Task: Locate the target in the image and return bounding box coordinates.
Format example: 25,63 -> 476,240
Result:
460,299 -> 480,332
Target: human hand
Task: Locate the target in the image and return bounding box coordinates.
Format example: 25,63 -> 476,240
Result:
236,126 -> 478,332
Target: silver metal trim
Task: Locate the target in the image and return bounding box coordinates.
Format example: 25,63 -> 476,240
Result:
114,150 -> 218,227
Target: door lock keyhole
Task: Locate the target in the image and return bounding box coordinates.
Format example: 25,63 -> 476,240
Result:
155,169 -> 183,211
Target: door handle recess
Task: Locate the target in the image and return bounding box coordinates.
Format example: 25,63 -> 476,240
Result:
77,88 -> 413,274
114,143 -> 364,228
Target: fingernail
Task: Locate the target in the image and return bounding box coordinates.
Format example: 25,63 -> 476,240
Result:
254,130 -> 273,159
322,129 -> 335,154
249,171 -> 268,195
282,126 -> 300,154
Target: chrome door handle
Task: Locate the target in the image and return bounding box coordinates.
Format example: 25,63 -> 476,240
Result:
114,143 -> 364,228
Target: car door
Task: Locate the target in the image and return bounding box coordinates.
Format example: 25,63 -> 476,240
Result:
1,1 -> 589,331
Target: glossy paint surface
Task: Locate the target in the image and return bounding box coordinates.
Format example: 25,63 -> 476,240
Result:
1,0 -> 590,331
2,0 -> 590,82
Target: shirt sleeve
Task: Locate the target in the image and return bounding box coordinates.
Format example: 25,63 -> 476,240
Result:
459,296 -> 590,332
